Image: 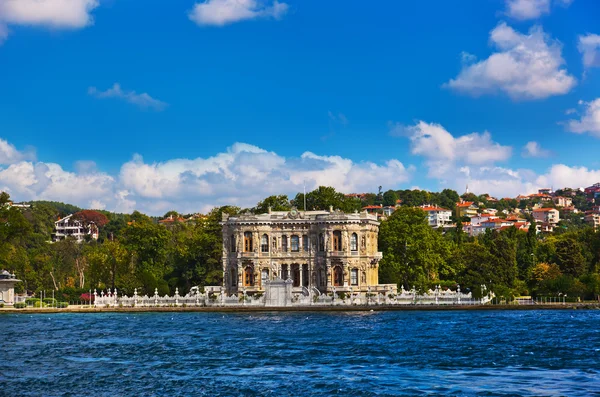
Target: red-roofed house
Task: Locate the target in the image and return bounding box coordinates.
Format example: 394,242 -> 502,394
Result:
456,201 -> 478,218
420,205 -> 452,228
532,208 -> 559,224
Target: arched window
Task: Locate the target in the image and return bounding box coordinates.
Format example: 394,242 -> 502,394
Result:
333,266 -> 343,286
244,232 -> 253,252
244,267 -> 254,286
351,268 -> 358,286
282,235 -> 288,252
318,233 -> 325,252
319,268 -> 326,286
230,235 -> 236,253
302,235 -> 309,252
291,235 -> 300,252
261,234 -> 269,253
333,231 -> 342,251
350,233 -> 358,251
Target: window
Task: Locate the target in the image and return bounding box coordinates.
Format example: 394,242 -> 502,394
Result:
244,267 -> 254,286
333,231 -> 342,251
261,269 -> 269,285
318,233 -> 325,252
351,268 -> 358,286
350,233 -> 358,251
302,235 -> 309,252
230,235 -> 236,253
333,266 -> 343,286
244,232 -> 253,252
291,235 -> 300,252
282,235 -> 288,252
261,234 -> 269,253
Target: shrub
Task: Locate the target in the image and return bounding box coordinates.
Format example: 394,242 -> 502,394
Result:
14,302 -> 26,309
25,298 -> 40,305
56,302 -> 68,308
0,303 -> 4,308
43,298 -> 58,306
338,292 -> 346,300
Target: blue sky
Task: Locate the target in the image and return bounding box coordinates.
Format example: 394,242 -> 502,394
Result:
1,0 -> 600,214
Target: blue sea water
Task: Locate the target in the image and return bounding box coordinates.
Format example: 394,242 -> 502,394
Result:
1,310 -> 599,396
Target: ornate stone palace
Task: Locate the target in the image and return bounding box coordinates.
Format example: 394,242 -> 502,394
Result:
221,207 -> 394,296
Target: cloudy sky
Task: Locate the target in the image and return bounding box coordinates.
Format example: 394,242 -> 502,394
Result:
1,0 -> 599,215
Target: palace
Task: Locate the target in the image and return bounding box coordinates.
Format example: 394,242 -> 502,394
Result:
221,207 -> 394,296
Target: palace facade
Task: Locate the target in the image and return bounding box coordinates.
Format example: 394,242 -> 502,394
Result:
221,207 -> 394,296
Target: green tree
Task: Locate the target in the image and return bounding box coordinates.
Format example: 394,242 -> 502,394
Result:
555,237 -> 586,277
382,190 -> 399,207
378,207 -> 453,290
253,195 -> 291,213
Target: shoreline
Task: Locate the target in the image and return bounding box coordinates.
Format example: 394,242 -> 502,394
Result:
1,303 -> 599,314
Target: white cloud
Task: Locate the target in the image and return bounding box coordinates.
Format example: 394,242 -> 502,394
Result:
401,121 -> 512,178
88,83 -> 167,111
188,0 -> 288,26
0,138 -> 35,164
566,98 -> 600,137
505,0 -> 550,20
445,23 -> 576,100
0,0 -> 98,42
522,141 -> 552,158
578,33 -> 600,68
0,137 -> 413,215
504,0 -> 573,20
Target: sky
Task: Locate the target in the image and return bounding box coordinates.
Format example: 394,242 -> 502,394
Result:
1,0 -> 600,215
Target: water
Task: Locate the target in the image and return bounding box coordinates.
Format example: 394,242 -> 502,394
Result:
1,310 -> 599,396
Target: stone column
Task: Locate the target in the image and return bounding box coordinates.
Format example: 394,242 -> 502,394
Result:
299,265 -> 303,288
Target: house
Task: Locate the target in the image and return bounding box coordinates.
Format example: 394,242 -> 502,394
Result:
382,206 -> 396,216
538,188 -> 553,195
585,213 -> 600,230
562,206 -> 578,215
553,196 -> 573,207
532,208 -> 560,225
6,202 -> 31,209
158,214 -> 186,227
537,223 -> 555,233
481,208 -> 498,215
584,183 -> 600,196
528,193 -> 552,202
456,201 -> 478,218
54,214 -> 98,243
420,205 -> 452,228
362,205 -> 383,215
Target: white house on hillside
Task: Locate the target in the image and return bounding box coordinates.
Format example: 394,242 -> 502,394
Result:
421,205 -> 452,228
54,214 -> 99,243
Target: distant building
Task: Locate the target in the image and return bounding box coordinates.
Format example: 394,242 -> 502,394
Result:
54,214 -> 98,243
538,188 -> 553,195
532,208 -> 560,225
585,213 -> 600,230
553,196 -> 573,207
0,270 -> 20,305
456,201 -> 478,218
420,205 -> 452,228
6,202 -> 31,209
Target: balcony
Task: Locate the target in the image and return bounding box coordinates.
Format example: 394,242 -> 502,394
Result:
240,252 -> 257,258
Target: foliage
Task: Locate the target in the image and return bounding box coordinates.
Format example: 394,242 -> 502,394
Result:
73,210 -> 109,227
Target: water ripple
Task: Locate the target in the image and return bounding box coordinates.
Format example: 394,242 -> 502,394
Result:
1,310 -> 599,396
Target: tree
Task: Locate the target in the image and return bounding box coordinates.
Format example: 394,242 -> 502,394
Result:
555,238 -> 586,277
382,190 -> 399,207
73,210 -> 109,227
253,195 -> 291,213
379,207 -> 453,290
